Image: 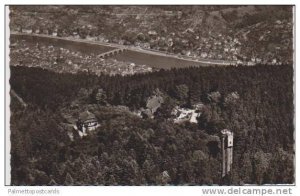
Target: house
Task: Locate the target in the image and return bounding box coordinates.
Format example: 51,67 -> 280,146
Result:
172,106 -> 201,124
190,111 -> 200,123
146,95 -> 164,114
76,111 -> 99,134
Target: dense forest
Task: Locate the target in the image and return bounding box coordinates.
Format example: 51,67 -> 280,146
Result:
10,64 -> 294,185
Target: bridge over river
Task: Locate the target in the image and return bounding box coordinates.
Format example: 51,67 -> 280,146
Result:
10,32 -> 237,69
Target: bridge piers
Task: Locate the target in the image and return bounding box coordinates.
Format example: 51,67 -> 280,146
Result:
98,48 -> 126,59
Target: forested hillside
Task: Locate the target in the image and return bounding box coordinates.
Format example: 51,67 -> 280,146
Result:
10,64 -> 294,185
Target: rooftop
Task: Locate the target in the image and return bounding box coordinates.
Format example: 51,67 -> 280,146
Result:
79,110 -> 97,122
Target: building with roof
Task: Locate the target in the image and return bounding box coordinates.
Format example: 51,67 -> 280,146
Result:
172,107 -> 201,124
76,111 -> 99,134
146,95 -> 164,114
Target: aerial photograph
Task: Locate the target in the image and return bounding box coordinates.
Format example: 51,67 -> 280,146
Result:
8,5 -> 294,185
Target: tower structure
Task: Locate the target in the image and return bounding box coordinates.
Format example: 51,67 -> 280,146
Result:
221,129 -> 233,178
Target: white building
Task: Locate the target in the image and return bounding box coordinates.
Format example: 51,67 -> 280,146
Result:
173,107 -> 201,124
75,111 -> 99,137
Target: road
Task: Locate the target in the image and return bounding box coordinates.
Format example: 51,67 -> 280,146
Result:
10,32 -> 237,66
10,89 -> 27,108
